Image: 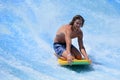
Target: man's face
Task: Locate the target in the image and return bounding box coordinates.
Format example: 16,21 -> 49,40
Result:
73,19 -> 82,30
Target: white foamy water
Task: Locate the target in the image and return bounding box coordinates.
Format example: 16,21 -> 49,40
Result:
0,0 -> 120,80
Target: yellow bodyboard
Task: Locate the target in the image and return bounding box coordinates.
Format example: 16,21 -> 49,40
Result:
58,59 -> 91,65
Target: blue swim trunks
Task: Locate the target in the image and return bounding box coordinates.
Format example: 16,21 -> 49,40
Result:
53,42 -> 74,56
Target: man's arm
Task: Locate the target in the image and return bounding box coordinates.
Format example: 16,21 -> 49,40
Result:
78,34 -> 89,60
65,26 -> 74,63
65,27 -> 71,54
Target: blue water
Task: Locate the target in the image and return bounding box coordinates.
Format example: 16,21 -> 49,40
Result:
0,0 -> 120,80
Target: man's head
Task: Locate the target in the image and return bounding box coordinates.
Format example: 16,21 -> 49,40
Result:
69,15 -> 85,27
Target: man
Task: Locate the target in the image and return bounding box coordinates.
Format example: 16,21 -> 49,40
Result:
53,15 -> 89,63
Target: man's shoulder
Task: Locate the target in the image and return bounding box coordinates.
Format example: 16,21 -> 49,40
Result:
61,24 -> 71,27
61,24 -> 70,30
79,29 -> 83,34
59,24 -> 71,33
77,29 -> 83,37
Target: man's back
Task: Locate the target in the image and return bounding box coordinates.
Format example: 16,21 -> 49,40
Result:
54,25 -> 67,43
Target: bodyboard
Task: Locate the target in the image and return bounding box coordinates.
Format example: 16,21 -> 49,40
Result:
58,59 -> 91,65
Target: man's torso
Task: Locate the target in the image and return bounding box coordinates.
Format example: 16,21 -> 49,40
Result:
54,25 -> 82,43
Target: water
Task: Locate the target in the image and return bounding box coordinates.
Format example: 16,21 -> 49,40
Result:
0,0 -> 120,80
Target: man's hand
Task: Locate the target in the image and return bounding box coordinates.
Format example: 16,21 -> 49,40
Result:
67,54 -> 74,63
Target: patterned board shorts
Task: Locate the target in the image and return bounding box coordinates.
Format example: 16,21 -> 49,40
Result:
53,42 -> 75,56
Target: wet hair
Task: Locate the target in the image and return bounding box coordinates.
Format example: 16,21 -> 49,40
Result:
69,15 -> 85,27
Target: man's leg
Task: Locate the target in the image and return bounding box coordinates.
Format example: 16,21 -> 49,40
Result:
71,46 -> 82,60
54,53 -> 66,60
61,50 -> 75,60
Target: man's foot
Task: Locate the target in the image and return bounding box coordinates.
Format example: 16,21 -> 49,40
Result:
54,53 -> 67,61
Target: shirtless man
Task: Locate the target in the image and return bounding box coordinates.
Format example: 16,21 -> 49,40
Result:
53,15 -> 89,63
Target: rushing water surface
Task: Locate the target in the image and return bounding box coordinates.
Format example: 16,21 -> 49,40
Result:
0,0 -> 120,80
